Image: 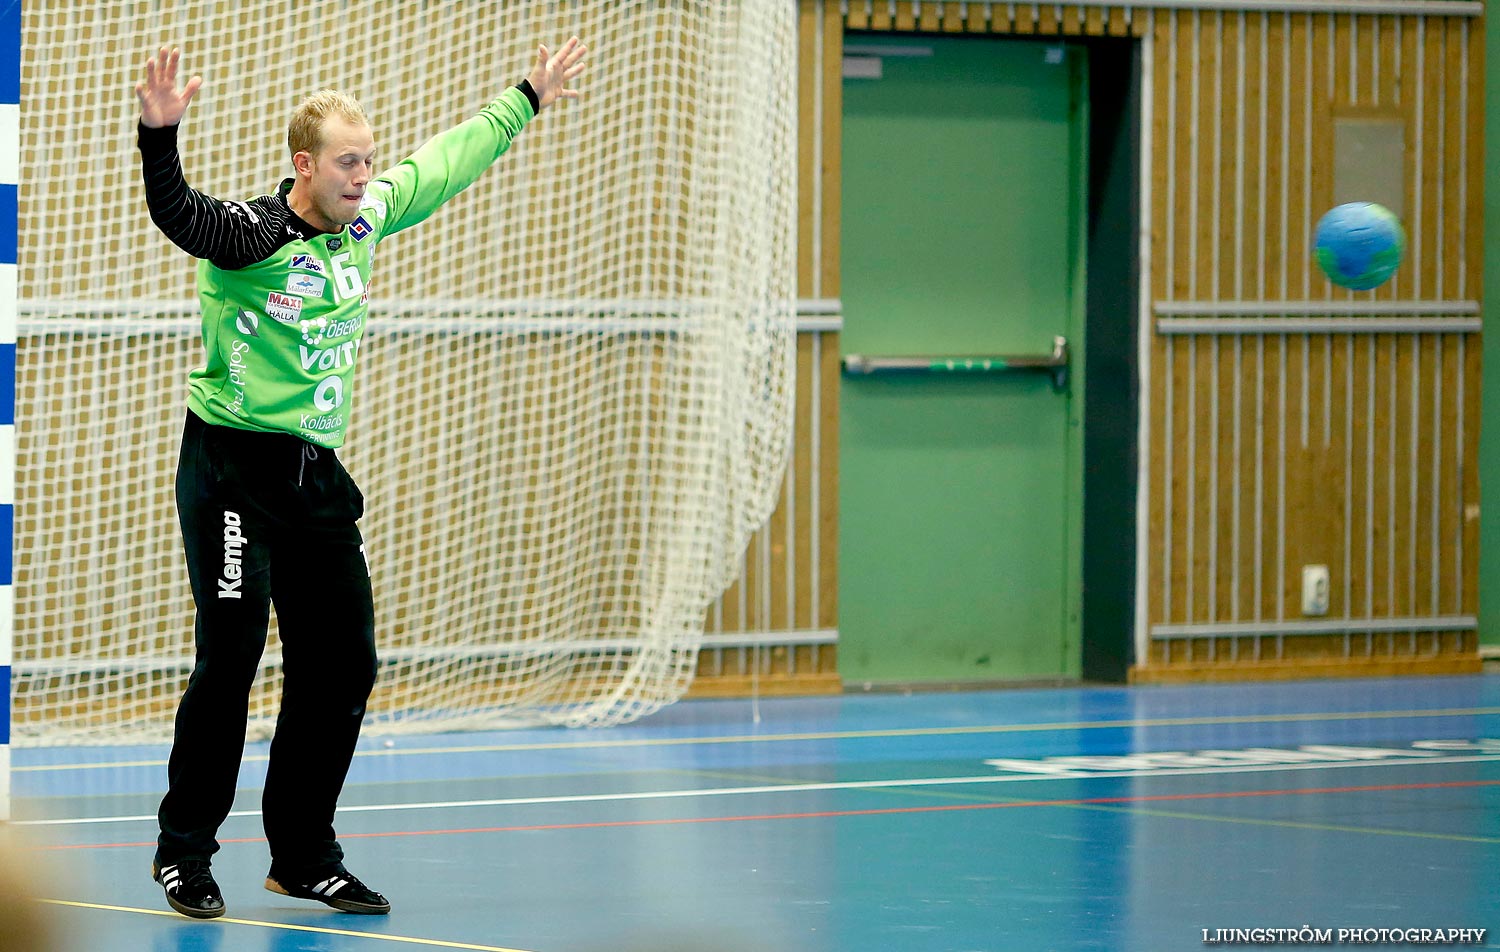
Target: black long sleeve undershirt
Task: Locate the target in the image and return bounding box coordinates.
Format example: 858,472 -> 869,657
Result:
138,80 -> 538,270
137,123 -> 314,270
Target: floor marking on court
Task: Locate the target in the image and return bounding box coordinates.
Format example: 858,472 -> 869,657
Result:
29,779 -> 1500,853
328,778 -> 1500,838
24,761 -> 1500,845
38,899 -> 537,951
1073,803 -> 1500,844
18,751 -> 1500,827
820,770 -> 1500,844
16,705 -> 1500,773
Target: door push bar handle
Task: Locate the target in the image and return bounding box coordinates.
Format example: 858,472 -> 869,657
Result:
841,335 -> 1069,391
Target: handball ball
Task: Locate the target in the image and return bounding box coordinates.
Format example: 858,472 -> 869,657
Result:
1313,202 -> 1406,291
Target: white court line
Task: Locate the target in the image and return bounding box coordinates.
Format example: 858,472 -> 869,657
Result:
17,752 -> 1500,827
20,706 -> 1500,774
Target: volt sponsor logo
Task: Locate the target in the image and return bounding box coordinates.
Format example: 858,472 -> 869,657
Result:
299,340 -> 358,416
349,216 -> 372,241
218,510 -> 247,599
266,291 -> 303,324
299,339 -> 359,373
290,253 -> 325,274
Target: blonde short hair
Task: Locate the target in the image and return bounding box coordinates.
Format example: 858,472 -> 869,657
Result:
287,90 -> 370,158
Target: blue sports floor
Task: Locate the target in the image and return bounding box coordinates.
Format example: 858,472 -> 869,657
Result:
10,675 -> 1500,951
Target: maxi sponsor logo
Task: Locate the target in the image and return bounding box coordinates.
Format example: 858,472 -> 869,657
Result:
984,740 -> 1500,776
266,291 -> 302,324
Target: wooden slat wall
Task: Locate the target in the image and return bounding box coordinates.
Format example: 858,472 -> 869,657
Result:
1143,8 -> 1482,679
700,0 -> 1484,692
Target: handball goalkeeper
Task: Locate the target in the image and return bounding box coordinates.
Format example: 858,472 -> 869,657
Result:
135,37 -> 586,920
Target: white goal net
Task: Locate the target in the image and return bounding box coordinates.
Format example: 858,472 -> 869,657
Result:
15,1 -> 796,743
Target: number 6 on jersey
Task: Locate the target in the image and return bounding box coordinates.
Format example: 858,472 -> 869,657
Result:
330,251 -> 364,302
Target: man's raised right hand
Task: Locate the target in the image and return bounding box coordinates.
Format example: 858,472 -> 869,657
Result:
135,47 -> 202,128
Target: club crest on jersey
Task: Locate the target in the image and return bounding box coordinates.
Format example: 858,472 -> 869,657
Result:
327,237 -> 342,252
234,309 -> 260,337
289,254 -> 325,274
286,273 -> 327,298
349,216 -> 373,242
266,291 -> 303,324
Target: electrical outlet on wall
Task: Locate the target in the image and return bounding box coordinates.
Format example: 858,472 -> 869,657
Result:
1301,565 -> 1330,616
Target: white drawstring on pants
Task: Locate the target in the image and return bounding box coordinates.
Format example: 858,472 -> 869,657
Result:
298,444 -> 319,487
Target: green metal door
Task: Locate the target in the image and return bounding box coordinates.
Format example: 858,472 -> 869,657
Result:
838,36 -> 1087,684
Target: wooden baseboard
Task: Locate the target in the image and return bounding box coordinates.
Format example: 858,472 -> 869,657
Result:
1129,655 -> 1482,684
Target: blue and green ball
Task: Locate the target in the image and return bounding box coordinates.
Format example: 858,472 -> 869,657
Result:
1313,202 -> 1406,291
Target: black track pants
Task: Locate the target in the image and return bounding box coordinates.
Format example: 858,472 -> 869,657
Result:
157,410 -> 377,873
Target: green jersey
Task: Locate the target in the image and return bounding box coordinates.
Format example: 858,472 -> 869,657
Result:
139,85 -> 537,447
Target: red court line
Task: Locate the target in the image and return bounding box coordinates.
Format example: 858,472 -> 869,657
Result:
36,778 -> 1500,852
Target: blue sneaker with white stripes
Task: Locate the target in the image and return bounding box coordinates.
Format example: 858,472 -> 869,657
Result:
152,859 -> 225,919
264,863 -> 390,914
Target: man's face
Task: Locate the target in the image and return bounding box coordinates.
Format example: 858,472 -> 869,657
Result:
297,116 -> 375,230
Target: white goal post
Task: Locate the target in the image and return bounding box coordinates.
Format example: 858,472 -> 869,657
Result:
2,0 -> 18,809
